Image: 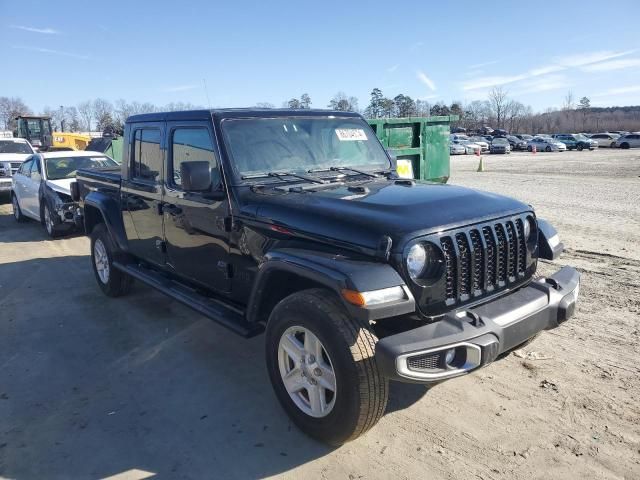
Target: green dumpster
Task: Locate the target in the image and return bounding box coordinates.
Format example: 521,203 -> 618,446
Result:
367,115 -> 458,183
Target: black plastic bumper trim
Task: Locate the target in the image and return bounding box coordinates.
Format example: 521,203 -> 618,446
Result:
375,266 -> 580,383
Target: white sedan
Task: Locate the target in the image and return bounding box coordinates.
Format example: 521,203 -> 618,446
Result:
0,138 -> 35,194
11,150 -> 117,237
527,137 -> 567,152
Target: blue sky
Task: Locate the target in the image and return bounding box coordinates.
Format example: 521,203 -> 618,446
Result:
2,0 -> 640,114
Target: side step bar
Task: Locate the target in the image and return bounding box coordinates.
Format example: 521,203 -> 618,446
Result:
113,261 -> 264,338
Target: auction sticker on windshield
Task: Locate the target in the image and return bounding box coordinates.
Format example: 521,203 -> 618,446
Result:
335,129 -> 368,141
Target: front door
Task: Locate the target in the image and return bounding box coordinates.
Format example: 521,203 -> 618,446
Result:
162,122 -> 231,293
122,124 -> 165,266
25,156 -> 43,217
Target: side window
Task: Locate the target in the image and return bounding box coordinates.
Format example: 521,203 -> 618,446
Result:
170,128 -> 218,188
19,159 -> 33,176
131,129 -> 162,182
30,158 -> 42,180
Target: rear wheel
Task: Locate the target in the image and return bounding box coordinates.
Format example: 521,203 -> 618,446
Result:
527,145 -> 533,152
12,194 -> 26,222
265,289 -> 388,445
610,142 -> 616,148
577,144 -> 584,151
90,223 -> 133,297
545,146 -> 552,152
621,142 -> 630,149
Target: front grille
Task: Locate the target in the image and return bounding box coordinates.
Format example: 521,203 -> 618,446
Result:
440,216 -> 533,305
407,352 -> 442,371
10,162 -> 22,175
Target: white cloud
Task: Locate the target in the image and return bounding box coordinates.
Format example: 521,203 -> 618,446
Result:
528,65 -> 565,76
553,50 -> 635,67
387,64 -> 399,73
593,85 -> 640,97
12,45 -> 88,59
582,58 -> 640,72
161,84 -> 198,92
11,25 -> 60,34
467,60 -> 499,69
462,74 -> 528,91
513,74 -> 572,95
416,71 -> 436,91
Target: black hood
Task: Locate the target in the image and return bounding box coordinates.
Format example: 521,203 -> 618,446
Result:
238,178 -> 531,252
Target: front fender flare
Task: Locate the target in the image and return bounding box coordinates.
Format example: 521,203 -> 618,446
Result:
246,248 -> 415,324
537,219 -> 564,260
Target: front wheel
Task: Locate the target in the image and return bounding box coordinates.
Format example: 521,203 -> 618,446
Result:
545,146 -> 552,152
621,142 -> 630,149
90,223 -> 133,297
577,144 -> 584,151
12,194 -> 26,222
265,289 -> 388,445
42,203 -> 62,238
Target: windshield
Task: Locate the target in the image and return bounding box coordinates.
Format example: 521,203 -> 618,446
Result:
222,117 -> 390,179
575,134 -> 588,140
0,141 -> 33,154
45,155 -> 117,180
493,138 -> 509,145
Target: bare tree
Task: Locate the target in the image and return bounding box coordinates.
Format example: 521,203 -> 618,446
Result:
254,102 -> 275,109
328,92 -> 358,112
488,87 -> 509,129
77,100 -> 94,131
92,98 -> 113,130
0,96 -> 31,130
562,91 -> 575,111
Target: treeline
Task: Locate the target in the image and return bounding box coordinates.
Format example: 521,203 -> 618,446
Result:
2,88 -> 639,135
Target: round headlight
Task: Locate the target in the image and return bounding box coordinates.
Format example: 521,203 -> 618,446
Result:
407,244 -> 427,279
523,218 -> 531,240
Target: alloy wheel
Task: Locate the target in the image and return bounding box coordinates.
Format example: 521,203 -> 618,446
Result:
278,326 -> 337,418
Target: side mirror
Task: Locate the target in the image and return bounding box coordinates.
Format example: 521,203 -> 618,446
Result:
180,161 -> 211,192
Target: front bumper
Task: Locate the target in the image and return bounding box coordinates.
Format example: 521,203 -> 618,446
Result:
53,202 -> 83,229
376,266 -> 580,383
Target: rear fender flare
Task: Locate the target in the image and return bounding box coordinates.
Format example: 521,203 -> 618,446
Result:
84,191 -> 128,251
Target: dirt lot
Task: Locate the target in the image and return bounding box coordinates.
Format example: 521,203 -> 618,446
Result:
0,148 -> 639,480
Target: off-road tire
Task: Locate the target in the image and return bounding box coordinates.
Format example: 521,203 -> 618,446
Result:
265,288 -> 388,445
12,193 -> 26,222
90,223 -> 133,297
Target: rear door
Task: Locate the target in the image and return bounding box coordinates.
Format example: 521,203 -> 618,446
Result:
162,121 -> 231,293
122,124 -> 165,266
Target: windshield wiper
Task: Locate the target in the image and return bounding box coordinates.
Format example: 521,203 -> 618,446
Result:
241,171 -> 326,184
307,166 -> 378,178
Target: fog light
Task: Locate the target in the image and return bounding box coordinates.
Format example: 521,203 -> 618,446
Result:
444,348 -> 456,366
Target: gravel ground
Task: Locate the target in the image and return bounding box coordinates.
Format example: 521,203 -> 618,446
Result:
0,148 -> 638,479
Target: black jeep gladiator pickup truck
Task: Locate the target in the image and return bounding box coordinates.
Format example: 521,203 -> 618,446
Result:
74,109 -> 580,445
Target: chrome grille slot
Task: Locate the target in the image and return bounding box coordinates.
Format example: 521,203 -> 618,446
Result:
455,233 -> 471,297
506,221 -> 517,279
515,219 -> 526,273
441,237 -> 457,300
469,230 -> 483,292
495,223 -> 508,283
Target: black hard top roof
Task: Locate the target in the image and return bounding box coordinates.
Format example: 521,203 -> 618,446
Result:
126,108 -> 362,124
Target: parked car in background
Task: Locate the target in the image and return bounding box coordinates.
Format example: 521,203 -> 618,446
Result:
449,142 -> 466,155
11,151 -> 117,237
457,140 -> 481,155
527,137 -> 566,152
0,138 -> 35,195
506,135 -> 528,151
492,128 -> 508,137
469,137 -> 489,152
589,133 -> 620,148
553,134 -> 597,151
514,134 -> 533,141
613,133 -> 640,149
490,137 -> 511,154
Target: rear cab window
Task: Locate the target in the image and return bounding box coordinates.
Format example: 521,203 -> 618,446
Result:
131,129 -> 162,183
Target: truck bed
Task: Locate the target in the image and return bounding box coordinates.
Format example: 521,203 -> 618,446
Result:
76,167 -> 121,203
